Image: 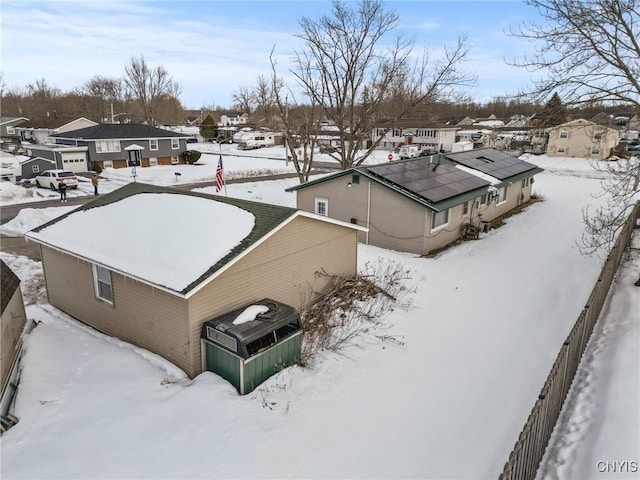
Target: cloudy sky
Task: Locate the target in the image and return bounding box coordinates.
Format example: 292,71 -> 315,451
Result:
2,0 -> 541,110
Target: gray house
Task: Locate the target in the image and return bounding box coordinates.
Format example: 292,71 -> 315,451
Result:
0,117 -> 29,146
18,156 -> 57,181
287,148 -> 542,255
50,124 -> 191,170
22,145 -> 89,174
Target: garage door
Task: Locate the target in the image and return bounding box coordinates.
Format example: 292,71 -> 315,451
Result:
60,152 -> 87,173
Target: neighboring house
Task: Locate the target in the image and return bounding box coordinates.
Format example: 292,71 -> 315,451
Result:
22,145 -> 89,174
25,182 -> 364,378
546,118 -> 620,160
16,117 -> 97,144
372,123 -> 458,152
50,124 -> 191,170
456,129 -> 493,149
18,156 -> 57,182
0,260 -> 27,420
219,112 -> 250,127
286,148 -> 542,255
0,117 -> 29,146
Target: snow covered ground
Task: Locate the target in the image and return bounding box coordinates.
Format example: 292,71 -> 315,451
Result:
0,150 -> 637,479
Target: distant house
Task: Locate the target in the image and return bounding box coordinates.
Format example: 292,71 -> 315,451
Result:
0,117 -> 29,146
22,145 -> 89,174
25,183 -> 364,377
1,260 -> 27,420
50,124 -> 191,170
371,123 -> 458,152
546,119 -> 620,160
16,117 -> 97,144
219,112 -> 249,127
287,148 -> 542,255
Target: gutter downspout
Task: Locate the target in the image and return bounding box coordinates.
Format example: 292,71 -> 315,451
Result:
366,181 -> 371,245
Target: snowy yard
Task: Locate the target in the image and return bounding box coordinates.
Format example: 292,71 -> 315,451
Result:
0,151 -> 637,479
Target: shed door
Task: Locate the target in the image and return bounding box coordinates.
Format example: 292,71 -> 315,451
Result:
204,342 -> 241,392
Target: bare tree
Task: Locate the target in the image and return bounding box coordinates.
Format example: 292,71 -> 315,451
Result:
123,55 -> 181,125
282,0 -> 474,170
232,85 -> 255,114
83,75 -> 125,122
508,0 -> 640,108
509,0 -> 640,255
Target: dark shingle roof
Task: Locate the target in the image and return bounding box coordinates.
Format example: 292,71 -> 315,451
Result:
51,124 -> 189,140
22,117 -> 89,129
1,260 -> 21,315
29,183 -> 298,295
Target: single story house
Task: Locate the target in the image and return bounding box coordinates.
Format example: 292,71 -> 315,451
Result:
286,148 -> 542,255
18,156 -> 57,181
25,183 -> 365,378
22,145 -> 89,174
50,124 -> 192,170
16,116 -> 97,144
372,123 -> 458,152
1,260 -> 27,417
546,118 -> 620,160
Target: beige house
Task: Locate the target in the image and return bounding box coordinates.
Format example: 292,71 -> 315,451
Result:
1,260 -> 27,419
287,148 -> 542,255
546,119 -> 620,160
25,183 -> 364,378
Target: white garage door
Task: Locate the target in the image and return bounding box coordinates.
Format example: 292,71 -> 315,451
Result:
61,153 -> 87,173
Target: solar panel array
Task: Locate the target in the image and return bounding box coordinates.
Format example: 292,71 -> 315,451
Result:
445,149 -> 536,180
367,158 -> 490,203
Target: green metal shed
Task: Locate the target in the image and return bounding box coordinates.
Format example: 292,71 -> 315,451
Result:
200,299 -> 303,395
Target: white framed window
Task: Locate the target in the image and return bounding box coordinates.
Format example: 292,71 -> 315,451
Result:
171,138 -> 180,149
93,264 -> 113,304
480,194 -> 487,206
7,126 -> 15,134
462,201 -> 469,216
315,197 -> 328,216
171,156 -> 179,164
103,160 -> 113,169
31,165 -> 40,173
497,186 -> 508,204
593,132 -> 603,140
149,157 -> 158,166
557,147 -> 567,154
95,140 -> 121,153
149,139 -> 158,150
559,130 -> 569,139
431,208 -> 449,230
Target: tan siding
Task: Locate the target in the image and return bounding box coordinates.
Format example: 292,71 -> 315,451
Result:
188,216 -> 358,374
1,291 -> 27,391
41,248 -> 194,375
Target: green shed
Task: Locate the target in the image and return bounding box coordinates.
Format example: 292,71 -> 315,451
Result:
200,299 -> 303,395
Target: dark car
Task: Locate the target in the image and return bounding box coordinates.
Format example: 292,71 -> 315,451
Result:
319,144 -> 338,154
419,149 -> 439,156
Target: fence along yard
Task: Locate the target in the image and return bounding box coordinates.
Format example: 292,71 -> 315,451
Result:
499,201 -> 640,480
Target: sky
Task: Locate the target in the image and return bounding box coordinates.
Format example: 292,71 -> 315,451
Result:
1,0 -> 541,109
0,147 -> 638,478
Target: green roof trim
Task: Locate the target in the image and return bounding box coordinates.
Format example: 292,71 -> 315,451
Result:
30,182 -> 298,295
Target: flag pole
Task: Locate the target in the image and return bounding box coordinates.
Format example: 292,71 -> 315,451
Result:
219,143 -> 228,197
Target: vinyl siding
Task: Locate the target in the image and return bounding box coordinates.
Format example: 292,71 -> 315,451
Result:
187,216 -> 358,374
1,291 -> 27,392
41,247 -> 194,375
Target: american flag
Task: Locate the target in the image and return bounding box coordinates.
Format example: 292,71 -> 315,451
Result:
215,155 -> 224,193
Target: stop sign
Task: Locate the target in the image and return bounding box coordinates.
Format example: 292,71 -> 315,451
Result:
388,153 -> 393,161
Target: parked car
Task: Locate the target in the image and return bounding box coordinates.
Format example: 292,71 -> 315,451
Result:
34,170 -> 79,190
319,144 -> 338,154
419,149 -> 439,156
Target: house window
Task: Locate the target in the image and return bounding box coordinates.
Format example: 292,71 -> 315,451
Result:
149,139 -> 158,150
95,140 -> 121,153
352,174 -> 360,184
31,165 -> 40,173
171,138 -> 180,149
593,132 -> 603,140
149,157 -> 158,166
591,147 -> 600,155
93,265 -> 113,304
315,197 -> 329,216
6,126 -> 15,135
557,147 -> 567,154
497,186 -> 508,204
462,201 -> 469,216
431,208 -> 449,230
103,161 -> 113,169
480,194 -> 487,206
559,130 -> 569,139
171,156 -> 179,164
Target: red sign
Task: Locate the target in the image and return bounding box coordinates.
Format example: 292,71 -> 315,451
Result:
388,153 -> 393,161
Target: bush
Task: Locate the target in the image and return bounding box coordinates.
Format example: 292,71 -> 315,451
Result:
184,150 -> 202,164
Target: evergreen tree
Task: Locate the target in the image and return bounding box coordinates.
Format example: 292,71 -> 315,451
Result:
539,92 -> 567,127
199,114 -> 217,140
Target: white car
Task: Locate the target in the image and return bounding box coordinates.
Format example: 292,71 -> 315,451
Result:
34,170 -> 79,190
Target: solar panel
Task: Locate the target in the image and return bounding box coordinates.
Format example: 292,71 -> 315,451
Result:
446,149 -> 537,180
367,158 -> 490,202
